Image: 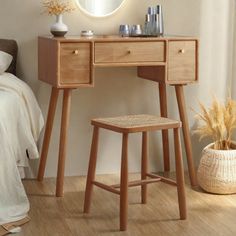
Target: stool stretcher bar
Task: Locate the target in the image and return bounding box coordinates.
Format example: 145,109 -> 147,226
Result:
147,173 -> 177,186
93,177 -> 163,195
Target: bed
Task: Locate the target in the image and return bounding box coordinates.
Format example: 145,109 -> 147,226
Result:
0,39 -> 44,232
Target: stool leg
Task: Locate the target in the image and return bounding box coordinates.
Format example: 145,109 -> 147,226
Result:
173,128 -> 187,220
84,126 -> 99,213
120,133 -> 129,231
159,83 -> 170,171
141,132 -> 148,204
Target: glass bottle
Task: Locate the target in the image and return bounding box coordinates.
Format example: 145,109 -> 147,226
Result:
153,14 -> 160,36
144,14 -> 151,36
157,5 -> 164,36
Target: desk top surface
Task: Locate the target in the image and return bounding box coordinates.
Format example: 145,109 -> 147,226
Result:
39,35 -> 198,42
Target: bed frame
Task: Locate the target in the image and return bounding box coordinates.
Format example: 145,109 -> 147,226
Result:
0,39 -> 17,75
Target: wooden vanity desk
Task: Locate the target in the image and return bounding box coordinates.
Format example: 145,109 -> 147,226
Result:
37,35 -> 198,197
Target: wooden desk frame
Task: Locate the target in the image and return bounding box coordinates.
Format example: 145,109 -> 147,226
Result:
37,36 -> 198,196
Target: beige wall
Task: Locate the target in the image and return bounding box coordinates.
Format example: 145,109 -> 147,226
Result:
0,0 -> 234,177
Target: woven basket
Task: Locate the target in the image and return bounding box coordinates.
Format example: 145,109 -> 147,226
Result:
197,142 -> 236,194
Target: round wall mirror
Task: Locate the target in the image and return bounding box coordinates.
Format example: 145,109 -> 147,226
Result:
76,0 -> 126,17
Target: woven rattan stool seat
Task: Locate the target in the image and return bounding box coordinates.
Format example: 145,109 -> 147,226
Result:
92,114 -> 181,133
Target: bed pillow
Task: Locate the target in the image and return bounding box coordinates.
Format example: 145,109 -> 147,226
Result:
0,51 -> 13,74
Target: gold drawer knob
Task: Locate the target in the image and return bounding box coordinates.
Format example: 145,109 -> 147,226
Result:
73,50 -> 79,55
127,50 -> 131,54
178,49 -> 185,54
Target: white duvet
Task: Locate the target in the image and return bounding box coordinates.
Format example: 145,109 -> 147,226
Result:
0,73 -> 44,225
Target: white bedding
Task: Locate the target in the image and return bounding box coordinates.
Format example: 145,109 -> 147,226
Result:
0,72 -> 44,225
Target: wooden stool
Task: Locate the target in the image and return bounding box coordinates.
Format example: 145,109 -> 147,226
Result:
83,114 -> 186,231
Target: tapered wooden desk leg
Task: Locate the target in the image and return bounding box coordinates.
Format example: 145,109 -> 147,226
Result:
141,132 -> 148,204
120,133 -> 129,231
84,126 -> 99,213
56,89 -> 72,197
173,128 -> 186,220
159,83 -> 170,171
38,87 -> 59,181
175,85 -> 197,187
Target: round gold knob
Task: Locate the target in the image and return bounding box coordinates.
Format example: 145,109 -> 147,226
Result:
73,50 -> 79,55
178,49 -> 185,54
127,50 -> 131,54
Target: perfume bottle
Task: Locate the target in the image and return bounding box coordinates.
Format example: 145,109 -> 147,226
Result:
157,5 -> 164,36
147,6 -> 155,35
151,14 -> 159,36
147,6 -> 154,15
144,14 -> 151,36
146,5 -> 164,36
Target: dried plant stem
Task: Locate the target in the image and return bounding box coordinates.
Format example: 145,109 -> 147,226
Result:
194,96 -> 236,150
43,0 -> 76,15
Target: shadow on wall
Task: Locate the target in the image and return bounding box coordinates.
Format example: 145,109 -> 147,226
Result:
17,38 -> 39,92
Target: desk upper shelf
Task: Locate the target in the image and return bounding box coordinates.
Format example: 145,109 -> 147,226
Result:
38,35 -> 198,88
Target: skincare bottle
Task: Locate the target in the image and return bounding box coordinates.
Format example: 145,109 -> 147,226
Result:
144,14 -> 151,36
153,14 -> 160,36
147,7 -> 155,35
157,5 -> 164,36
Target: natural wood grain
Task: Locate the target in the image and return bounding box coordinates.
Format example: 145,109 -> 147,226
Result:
56,89 -> 72,197
94,61 -> 166,67
112,178 -> 161,188
0,217 -> 30,236
38,35 -> 198,199
147,173 -> 177,186
137,40 -> 198,85
21,174 -> 236,236
137,65 -> 166,83
38,36 -> 198,86
168,40 -> 197,83
38,87 -> 59,181
91,114 -> 181,133
141,132 -> 148,204
175,85 -> 197,187
159,83 -> 170,171
38,37 -> 59,87
39,35 -> 198,42
86,115 -> 184,231
93,181 -> 120,195
91,178 -> 162,197
94,42 -> 165,64
38,38 -> 94,88
173,128 -> 187,220
120,133 -> 129,231
84,126 -> 99,213
60,42 -> 92,85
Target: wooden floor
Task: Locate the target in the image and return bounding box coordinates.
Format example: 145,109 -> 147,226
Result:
20,173 -> 236,236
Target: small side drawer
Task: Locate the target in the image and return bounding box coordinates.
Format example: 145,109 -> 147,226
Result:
94,42 -> 165,64
168,41 -> 197,83
60,42 -> 92,85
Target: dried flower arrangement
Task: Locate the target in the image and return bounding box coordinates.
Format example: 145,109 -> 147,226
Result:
194,97 -> 236,150
43,0 -> 76,15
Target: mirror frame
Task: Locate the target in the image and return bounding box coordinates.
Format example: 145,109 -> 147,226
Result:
76,0 -> 126,18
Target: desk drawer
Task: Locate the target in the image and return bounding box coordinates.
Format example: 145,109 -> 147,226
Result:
168,41 -> 197,83
60,42 -> 91,85
94,42 -> 165,64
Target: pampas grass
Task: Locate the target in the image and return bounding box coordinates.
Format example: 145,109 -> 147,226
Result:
194,97 -> 236,150
43,0 -> 76,15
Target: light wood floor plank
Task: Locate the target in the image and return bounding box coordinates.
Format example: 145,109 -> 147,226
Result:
19,173 -> 236,236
